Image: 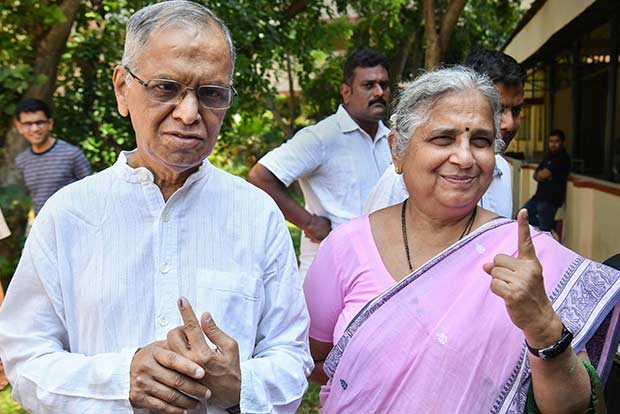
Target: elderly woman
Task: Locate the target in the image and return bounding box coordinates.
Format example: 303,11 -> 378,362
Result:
303,66 -> 620,413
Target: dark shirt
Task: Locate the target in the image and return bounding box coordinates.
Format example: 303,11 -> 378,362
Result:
15,139 -> 92,214
533,148 -> 571,206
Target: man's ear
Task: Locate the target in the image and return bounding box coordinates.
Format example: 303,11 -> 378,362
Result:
112,66 -> 130,117
340,83 -> 351,105
14,119 -> 26,137
48,118 -> 54,131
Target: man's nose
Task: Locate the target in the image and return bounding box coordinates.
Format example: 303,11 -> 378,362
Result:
172,91 -> 201,125
373,84 -> 385,96
500,109 -> 515,132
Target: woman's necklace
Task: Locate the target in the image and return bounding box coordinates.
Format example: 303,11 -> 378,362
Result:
401,199 -> 478,273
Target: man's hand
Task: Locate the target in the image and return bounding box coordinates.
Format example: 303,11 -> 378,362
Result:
534,168 -> 552,182
303,214 -> 331,243
483,209 -> 563,348
167,297 -> 242,409
129,340 -> 211,414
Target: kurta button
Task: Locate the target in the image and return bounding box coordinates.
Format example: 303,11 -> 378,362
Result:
159,317 -> 169,327
162,212 -> 170,222
160,263 -> 170,274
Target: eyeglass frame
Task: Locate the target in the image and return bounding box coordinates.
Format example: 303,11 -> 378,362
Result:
17,119 -> 51,128
123,66 -> 237,110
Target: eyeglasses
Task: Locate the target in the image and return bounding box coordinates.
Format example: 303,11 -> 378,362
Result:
19,120 -> 49,128
124,67 -> 236,110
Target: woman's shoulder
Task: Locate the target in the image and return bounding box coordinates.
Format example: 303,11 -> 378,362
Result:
325,214 -> 372,244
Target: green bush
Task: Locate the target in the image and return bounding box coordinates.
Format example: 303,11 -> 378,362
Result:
0,185 -> 29,292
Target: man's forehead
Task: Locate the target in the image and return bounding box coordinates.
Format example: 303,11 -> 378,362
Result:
19,111 -> 49,121
353,65 -> 389,81
495,82 -> 524,104
134,26 -> 232,80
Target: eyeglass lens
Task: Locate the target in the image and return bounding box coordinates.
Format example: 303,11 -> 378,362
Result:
21,120 -> 49,128
146,79 -> 232,109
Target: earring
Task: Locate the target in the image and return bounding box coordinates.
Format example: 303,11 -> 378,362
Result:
395,165 -> 402,174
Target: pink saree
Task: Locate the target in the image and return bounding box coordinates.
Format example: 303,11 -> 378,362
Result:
321,218 -> 620,413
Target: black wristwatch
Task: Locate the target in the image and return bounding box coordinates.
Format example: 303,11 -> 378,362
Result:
526,323 -> 573,360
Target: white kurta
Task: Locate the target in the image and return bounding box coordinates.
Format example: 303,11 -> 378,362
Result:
364,154 -> 514,218
0,151 -> 313,414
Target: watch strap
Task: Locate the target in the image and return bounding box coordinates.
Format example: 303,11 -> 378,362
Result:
526,323 -> 573,360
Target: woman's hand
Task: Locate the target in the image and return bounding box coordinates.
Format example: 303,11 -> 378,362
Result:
483,209 -> 563,347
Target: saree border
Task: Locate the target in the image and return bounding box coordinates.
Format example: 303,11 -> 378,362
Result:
494,257 -> 620,413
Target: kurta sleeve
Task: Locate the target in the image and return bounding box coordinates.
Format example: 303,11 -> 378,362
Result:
0,213 -> 137,414
238,211 -> 313,413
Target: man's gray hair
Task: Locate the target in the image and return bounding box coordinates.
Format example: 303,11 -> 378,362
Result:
122,1 -> 236,79
391,66 -> 505,158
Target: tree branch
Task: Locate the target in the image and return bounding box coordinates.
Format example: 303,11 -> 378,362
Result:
439,0 -> 467,56
262,96 -> 293,137
28,0 -> 81,102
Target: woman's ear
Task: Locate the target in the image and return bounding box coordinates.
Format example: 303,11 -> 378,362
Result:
388,132 -> 403,174
112,66 -> 130,117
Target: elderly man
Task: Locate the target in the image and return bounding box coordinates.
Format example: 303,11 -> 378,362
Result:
248,49 -> 392,278
0,2 -> 312,414
364,49 -> 525,217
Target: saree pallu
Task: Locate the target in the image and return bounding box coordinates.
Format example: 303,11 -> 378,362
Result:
321,218 -> 620,413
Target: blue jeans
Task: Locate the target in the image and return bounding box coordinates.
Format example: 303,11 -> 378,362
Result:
522,198 -> 559,232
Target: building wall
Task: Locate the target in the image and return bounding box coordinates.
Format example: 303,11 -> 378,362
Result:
508,157 -> 620,262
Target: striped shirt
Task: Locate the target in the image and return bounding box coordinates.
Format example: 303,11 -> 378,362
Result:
15,139 -> 91,214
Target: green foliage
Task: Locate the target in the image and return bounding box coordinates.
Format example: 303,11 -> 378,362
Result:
0,386 -> 27,414
446,0 -> 525,64
0,1 -> 67,142
0,186 -> 30,290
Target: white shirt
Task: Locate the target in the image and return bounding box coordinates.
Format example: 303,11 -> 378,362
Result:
259,105 -> 391,265
0,152 -> 313,414
364,154 -> 513,218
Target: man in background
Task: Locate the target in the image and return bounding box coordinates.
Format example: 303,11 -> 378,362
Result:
523,129 -> 571,232
15,98 -> 91,215
364,49 -> 525,218
248,48 -> 392,278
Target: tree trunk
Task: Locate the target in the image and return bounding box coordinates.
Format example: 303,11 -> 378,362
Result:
0,0 -> 81,187
286,53 -> 297,131
423,0 -> 467,70
392,27 -> 418,83
439,0 -> 466,55
423,0 -> 440,69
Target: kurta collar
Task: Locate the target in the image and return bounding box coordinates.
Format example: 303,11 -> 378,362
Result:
112,150 -> 212,185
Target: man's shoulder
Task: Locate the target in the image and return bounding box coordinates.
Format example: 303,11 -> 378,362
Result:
15,148 -> 31,164
210,167 -> 281,210
55,139 -> 85,155
37,166 -> 113,220
295,110 -> 342,138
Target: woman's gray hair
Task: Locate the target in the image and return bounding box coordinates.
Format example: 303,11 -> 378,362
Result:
121,1 -> 236,79
391,65 -> 505,158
